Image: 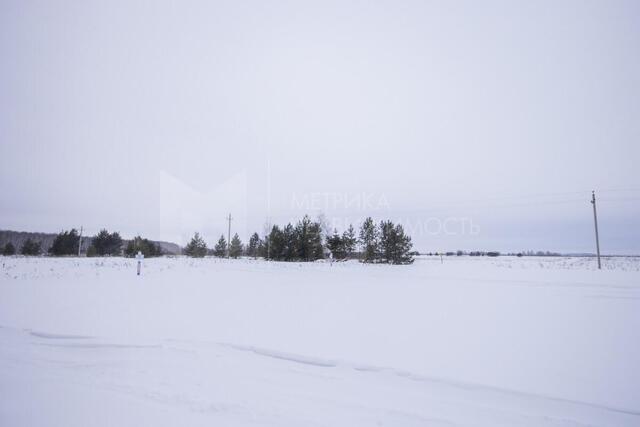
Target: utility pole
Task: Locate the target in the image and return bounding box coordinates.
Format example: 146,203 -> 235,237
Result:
591,191 -> 601,270
266,158 -> 271,262
78,226 -> 83,257
227,213 -> 232,259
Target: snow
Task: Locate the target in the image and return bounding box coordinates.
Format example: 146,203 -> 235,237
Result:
1,255 -> 639,426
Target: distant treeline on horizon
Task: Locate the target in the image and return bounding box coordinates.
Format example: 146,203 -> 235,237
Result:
1,215 -> 416,265
2,228 -> 607,260
0,229 -> 181,257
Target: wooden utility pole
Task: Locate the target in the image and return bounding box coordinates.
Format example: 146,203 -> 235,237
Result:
591,191 -> 601,269
227,213 -> 232,259
266,158 -> 271,262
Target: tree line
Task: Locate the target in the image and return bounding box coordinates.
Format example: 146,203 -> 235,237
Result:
1,229 -> 163,258
1,239 -> 41,256
3,216 -> 415,265
183,215 -> 414,264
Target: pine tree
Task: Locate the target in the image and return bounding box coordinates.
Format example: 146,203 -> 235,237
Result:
342,224 -> 357,258
308,221 -> 325,260
2,242 -> 16,256
86,245 -> 98,257
267,225 -> 284,260
49,229 -> 80,256
229,233 -> 243,258
247,232 -> 261,258
378,220 -> 395,263
294,216 -> 312,261
92,229 -> 110,255
326,229 -> 346,260
359,217 -> 378,263
185,232 -> 208,258
20,238 -> 41,256
391,223 -> 414,264
282,223 -> 296,261
124,236 -> 162,258
108,232 -> 123,255
293,215 -> 324,261
377,221 -> 414,264
91,229 -> 123,256
258,234 -> 268,259
213,234 -> 227,258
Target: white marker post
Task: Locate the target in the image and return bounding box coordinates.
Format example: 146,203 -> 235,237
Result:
136,251 -> 144,276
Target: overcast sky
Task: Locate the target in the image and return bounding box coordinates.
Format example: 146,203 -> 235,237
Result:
1,0 -> 639,253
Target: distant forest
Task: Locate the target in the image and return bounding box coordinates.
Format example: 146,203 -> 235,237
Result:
0,230 -> 181,257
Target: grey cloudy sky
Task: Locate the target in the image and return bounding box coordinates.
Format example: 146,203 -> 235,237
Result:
1,0 -> 639,253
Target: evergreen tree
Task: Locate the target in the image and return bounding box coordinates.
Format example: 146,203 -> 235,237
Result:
49,229 -> 80,256
359,217 -> 378,263
90,229 -> 123,256
2,242 -> 16,256
124,236 -> 163,258
20,238 -> 41,256
308,221 -> 325,260
282,223 -> 297,261
229,233 -> 243,258
91,230 -> 110,255
267,225 -> 284,260
326,229 -> 346,260
257,234 -> 268,259
247,232 -> 261,258
86,245 -> 98,257
391,223 -> 414,264
213,234 -> 227,257
293,215 -> 324,261
378,220 -> 395,263
342,224 -> 357,258
378,220 -> 414,264
228,216 -> 412,264
294,216 -> 312,261
184,232 -> 208,258
109,232 -> 123,255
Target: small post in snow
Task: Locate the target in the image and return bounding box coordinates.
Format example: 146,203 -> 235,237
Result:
136,251 -> 144,276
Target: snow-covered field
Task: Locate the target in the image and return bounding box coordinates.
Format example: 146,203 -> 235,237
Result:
1,255 -> 639,426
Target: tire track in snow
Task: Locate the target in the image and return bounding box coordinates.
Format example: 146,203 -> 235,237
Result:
221,343 -> 339,367
220,342 -> 640,418
28,330 -> 94,339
